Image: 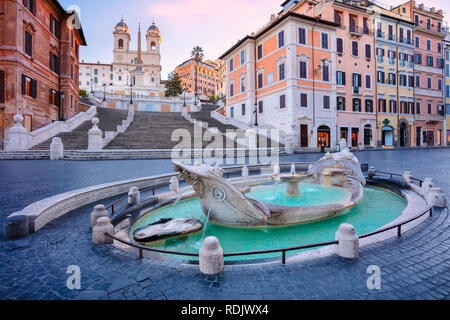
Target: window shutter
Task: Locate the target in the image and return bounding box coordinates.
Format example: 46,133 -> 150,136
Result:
31,79 -> 37,98
21,74 -> 26,95
49,89 -> 52,104
358,74 -> 362,87
0,70 -> 4,103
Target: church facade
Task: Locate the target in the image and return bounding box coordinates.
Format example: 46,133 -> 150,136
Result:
79,19 -> 163,95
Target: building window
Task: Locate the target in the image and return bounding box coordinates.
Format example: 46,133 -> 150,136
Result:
229,82 -> 234,97
322,65 -> 329,82
377,71 -> 385,84
365,74 -> 371,89
334,12 -> 342,26
438,43 -> 442,53
240,76 -> 245,92
353,98 -> 361,112
427,77 -> 432,89
323,95 -> 330,109
278,63 -> 285,81
257,73 -> 263,89
257,45 -> 263,60
23,0 -> 36,15
365,99 -> 373,113
21,74 -> 37,98
49,52 -> 59,74
388,73 -> 396,85
415,36 -> 420,48
389,100 -> 396,113
416,102 -> 421,114
280,95 -> 286,109
50,14 -> 61,39
336,71 -> 346,86
299,61 -> 307,79
351,41 -> 358,56
299,28 -> 306,44
415,75 -> 420,88
240,51 -> 245,65
336,38 -> 343,54
230,107 -> 234,118
242,104 -> 246,116
300,93 -> 308,108
438,78 -> 442,90
427,40 -> 431,51
365,44 -> 371,59
229,59 -> 234,72
428,103 -> 432,114
337,96 -> 345,111
49,89 -> 58,106
258,101 -> 263,113
321,33 -> 328,49
24,30 -> 33,57
278,31 -> 285,48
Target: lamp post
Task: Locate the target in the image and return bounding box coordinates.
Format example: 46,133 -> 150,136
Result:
254,102 -> 259,127
90,79 -> 94,93
183,89 -> 186,107
60,91 -> 65,121
129,83 -> 133,104
103,84 -> 106,102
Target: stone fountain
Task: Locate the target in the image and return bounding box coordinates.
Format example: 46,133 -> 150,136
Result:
172,142 -> 366,227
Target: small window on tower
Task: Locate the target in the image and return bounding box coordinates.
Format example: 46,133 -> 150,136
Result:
151,41 -> 156,51
118,39 -> 124,49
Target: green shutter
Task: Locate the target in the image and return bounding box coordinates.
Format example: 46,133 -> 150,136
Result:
21,74 -> 26,95
31,79 -> 37,98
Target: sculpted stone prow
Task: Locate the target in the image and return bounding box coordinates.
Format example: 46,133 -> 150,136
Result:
173,162 -> 271,226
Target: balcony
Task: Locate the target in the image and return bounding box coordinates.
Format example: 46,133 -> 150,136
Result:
349,26 -> 371,36
415,113 -> 444,123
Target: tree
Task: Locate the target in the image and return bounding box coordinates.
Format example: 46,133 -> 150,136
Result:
165,71 -> 183,97
79,89 -> 88,98
190,46 -> 204,103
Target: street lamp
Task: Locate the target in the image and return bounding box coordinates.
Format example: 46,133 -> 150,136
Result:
254,102 -> 259,127
183,89 -> 186,107
90,79 -> 94,93
103,84 -> 106,102
129,83 -> 133,104
60,91 -> 65,121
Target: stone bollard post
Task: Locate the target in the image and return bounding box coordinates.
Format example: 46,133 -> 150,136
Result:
423,178 -> 434,194
242,166 -> 249,178
90,204 -> 109,228
335,224 -> 359,259
5,114 -> 31,151
88,117 -> 104,151
199,236 -> 224,275
425,187 -> 447,208
4,215 -> 29,239
92,217 -> 114,244
170,176 -> 179,193
128,187 -> 141,206
50,137 -> 64,160
402,171 -> 412,184
368,167 -> 376,179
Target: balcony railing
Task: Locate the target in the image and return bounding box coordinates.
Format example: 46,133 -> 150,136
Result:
349,26 -> 371,36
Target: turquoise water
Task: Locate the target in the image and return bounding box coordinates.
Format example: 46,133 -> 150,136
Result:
248,183 -> 351,206
131,185 -> 406,261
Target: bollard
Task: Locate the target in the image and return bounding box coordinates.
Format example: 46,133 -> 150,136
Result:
425,187 -> 447,208
242,166 -> 249,178
368,167 -> 376,179
50,137 -> 64,160
335,224 -> 359,259
128,186 -> 141,206
90,204 -> 109,228
199,236 -> 224,275
92,217 -> 114,244
402,171 -> 412,184
4,215 -> 29,239
423,178 -> 434,194
88,117 -> 103,151
169,176 -> 179,194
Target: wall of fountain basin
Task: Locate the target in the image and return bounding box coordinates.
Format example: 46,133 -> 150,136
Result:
104,163 -> 445,264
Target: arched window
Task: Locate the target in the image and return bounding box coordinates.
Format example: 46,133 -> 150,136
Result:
151,41 -> 156,51
118,39 -> 124,49
334,12 -> 342,26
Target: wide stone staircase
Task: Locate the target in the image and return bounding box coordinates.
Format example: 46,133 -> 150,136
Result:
190,104 -> 282,148
31,107 -> 129,150
105,110 -> 241,150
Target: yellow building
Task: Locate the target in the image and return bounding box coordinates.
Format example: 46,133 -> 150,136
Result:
175,58 -> 219,98
373,9 -> 416,148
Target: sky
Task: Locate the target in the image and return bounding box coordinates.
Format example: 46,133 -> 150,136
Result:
61,0 -> 450,80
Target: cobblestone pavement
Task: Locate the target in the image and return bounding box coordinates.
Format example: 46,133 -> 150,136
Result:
0,149 -> 449,300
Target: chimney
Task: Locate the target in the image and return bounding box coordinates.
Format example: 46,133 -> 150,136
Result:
430,7 -> 435,14
419,4 -> 424,10
438,9 -> 443,15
